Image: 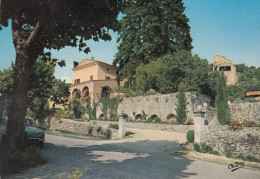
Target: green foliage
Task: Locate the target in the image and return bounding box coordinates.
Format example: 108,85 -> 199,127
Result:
200,143 -> 213,153
114,0 -> 192,80
235,64 -> 260,94
0,67 -> 13,117
118,51 -> 212,96
193,143 -> 201,152
86,99 -> 98,120
0,67 -> 13,94
142,110 -> 147,121
135,60 -> 163,92
236,153 -> 260,163
50,79 -> 70,106
215,72 -> 229,125
176,82 -> 187,124
227,85 -> 245,102
100,98 -> 121,121
186,130 -> 194,143
109,123 -> 119,130
66,100 -> 85,119
200,143 -> 220,156
101,129 -> 112,139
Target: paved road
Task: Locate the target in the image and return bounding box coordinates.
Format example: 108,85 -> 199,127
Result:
6,129 -> 260,179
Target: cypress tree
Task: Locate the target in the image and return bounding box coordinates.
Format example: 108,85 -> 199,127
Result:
176,82 -> 187,124
215,72 -> 229,125
113,0 -> 192,80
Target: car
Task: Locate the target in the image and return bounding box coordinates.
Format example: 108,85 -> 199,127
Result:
0,116 -> 45,147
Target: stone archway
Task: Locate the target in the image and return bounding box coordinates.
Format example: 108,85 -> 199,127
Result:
101,86 -> 112,98
135,114 -> 142,121
82,86 -> 90,98
167,114 -> 176,120
72,89 -> 81,100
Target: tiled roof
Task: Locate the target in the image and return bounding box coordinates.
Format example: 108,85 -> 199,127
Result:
245,91 -> 260,96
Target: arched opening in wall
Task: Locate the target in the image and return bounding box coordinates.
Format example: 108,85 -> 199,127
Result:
82,86 -> 89,98
150,114 -> 158,119
167,114 -> 176,120
72,89 -> 81,100
98,114 -> 104,120
101,86 -> 112,98
135,114 -> 142,121
121,113 -> 129,121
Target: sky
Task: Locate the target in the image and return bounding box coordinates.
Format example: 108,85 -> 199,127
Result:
0,0 -> 260,82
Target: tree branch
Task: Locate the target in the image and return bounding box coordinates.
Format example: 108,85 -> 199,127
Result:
25,21 -> 40,48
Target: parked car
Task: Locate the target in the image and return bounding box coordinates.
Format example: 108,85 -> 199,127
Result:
0,116 -> 45,147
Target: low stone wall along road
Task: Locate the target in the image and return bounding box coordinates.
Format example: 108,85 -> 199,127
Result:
6,128 -> 260,179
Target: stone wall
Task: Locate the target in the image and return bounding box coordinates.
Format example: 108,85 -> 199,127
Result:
229,102 -> 260,122
49,118 -> 118,139
201,117 -> 260,160
96,93 -> 211,122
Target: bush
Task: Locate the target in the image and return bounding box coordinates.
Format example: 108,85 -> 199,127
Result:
193,143 -> 201,152
88,126 -> 93,135
200,143 -> 213,153
109,123 -> 119,129
186,130 -> 194,143
154,117 -> 161,123
96,126 -> 102,133
225,151 -> 232,158
102,129 -> 111,139
204,120 -> 208,125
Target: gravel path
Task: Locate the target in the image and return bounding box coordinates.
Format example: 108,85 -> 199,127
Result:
6,128 -> 260,179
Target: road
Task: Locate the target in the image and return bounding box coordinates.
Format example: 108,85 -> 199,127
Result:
6,128 -> 260,179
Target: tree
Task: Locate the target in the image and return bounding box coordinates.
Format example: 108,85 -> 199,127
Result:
157,51 -> 209,94
0,0 -> 123,159
113,0 -> 192,80
135,59 -> 163,92
0,67 -> 13,121
215,72 -> 229,125
176,82 -> 187,124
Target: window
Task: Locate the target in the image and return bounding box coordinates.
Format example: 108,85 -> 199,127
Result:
219,66 -> 231,71
90,75 -> 93,81
74,79 -> 80,84
106,68 -> 110,71
105,76 -> 111,80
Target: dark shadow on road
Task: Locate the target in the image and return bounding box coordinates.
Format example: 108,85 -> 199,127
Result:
7,139 -> 197,179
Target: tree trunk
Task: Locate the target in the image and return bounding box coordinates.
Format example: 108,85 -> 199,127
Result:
3,17 -> 42,153
4,49 -> 35,152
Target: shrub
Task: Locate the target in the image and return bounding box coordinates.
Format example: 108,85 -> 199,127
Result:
176,82 -> 187,124
186,130 -> 194,143
102,129 -> 111,139
225,151 -> 232,158
109,123 -> 119,129
88,126 -> 93,135
96,126 -> 102,133
154,117 -> 161,123
200,143 -> 213,153
193,143 -> 201,152
204,120 -> 208,125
